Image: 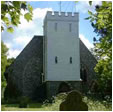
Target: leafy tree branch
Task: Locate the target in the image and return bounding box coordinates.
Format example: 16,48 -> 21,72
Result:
86,1 -> 112,96
1,1 -> 33,33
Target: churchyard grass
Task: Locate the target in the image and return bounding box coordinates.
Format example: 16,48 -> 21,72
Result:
1,95 -> 112,111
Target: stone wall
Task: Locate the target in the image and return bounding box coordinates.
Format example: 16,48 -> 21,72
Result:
46,81 -> 81,98
80,39 -> 97,92
6,36 -> 43,99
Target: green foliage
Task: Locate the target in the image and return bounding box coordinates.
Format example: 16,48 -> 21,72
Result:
19,96 -> 30,108
83,96 -> 112,111
1,41 -> 8,89
7,57 -> 15,67
55,93 -> 67,101
89,1 -> 92,6
1,1 -> 33,33
95,58 -> 112,96
87,1 -> 112,96
90,48 -> 99,60
1,42 -> 15,99
7,27 -> 14,33
24,13 -> 32,22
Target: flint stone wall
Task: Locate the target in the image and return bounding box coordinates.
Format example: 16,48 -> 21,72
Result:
6,36 -> 43,99
46,81 -> 81,98
80,39 -> 97,92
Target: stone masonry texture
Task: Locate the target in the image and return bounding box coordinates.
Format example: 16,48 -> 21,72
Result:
5,36 -> 97,100
80,39 -> 97,92
6,36 -> 43,99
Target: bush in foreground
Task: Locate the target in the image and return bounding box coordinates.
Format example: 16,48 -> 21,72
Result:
19,96 -> 30,108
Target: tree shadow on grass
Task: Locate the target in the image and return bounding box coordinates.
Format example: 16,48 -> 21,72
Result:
5,104 -> 19,107
4,103 -> 43,108
29,103 -> 43,108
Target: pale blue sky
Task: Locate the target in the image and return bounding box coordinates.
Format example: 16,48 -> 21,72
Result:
1,1 -> 101,58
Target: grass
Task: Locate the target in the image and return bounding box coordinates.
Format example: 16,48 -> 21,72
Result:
1,102 -> 62,111
2,103 -> 48,111
1,94 -> 112,111
83,96 -> 112,111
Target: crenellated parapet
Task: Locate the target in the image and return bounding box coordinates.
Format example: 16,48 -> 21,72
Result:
44,11 -> 79,22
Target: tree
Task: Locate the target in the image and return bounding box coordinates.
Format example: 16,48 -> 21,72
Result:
1,41 -> 8,95
90,48 -> 100,60
7,58 -> 15,67
1,42 -> 15,99
86,1 -> 112,96
1,1 -> 33,33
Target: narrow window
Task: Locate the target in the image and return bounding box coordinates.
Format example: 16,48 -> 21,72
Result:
70,57 -> 72,64
55,23 -> 57,31
69,23 -> 72,32
55,56 -> 58,63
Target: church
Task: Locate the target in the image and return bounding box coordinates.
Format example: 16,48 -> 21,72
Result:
5,11 -> 97,101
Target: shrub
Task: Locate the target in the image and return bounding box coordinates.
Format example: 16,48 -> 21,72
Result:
2,97 -> 20,104
43,96 -> 55,107
19,96 -> 30,108
55,93 -> 67,101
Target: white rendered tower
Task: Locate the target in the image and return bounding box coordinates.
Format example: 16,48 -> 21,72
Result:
43,11 -> 80,82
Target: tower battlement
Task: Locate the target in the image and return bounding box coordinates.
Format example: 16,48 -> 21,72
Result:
44,11 -> 79,22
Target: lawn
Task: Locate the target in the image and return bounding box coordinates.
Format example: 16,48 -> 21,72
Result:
1,102 -> 61,111
1,94 -> 112,111
2,103 -> 49,111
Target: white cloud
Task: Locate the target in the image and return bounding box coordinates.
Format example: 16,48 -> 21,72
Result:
7,49 -> 21,58
33,8 -> 52,19
13,36 -> 32,45
4,42 -> 12,49
4,41 -> 21,59
79,34 -> 94,49
18,17 -> 35,29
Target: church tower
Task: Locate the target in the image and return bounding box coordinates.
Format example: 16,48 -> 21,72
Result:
43,11 -> 80,97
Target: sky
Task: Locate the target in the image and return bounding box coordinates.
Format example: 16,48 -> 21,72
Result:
1,1 -> 102,58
